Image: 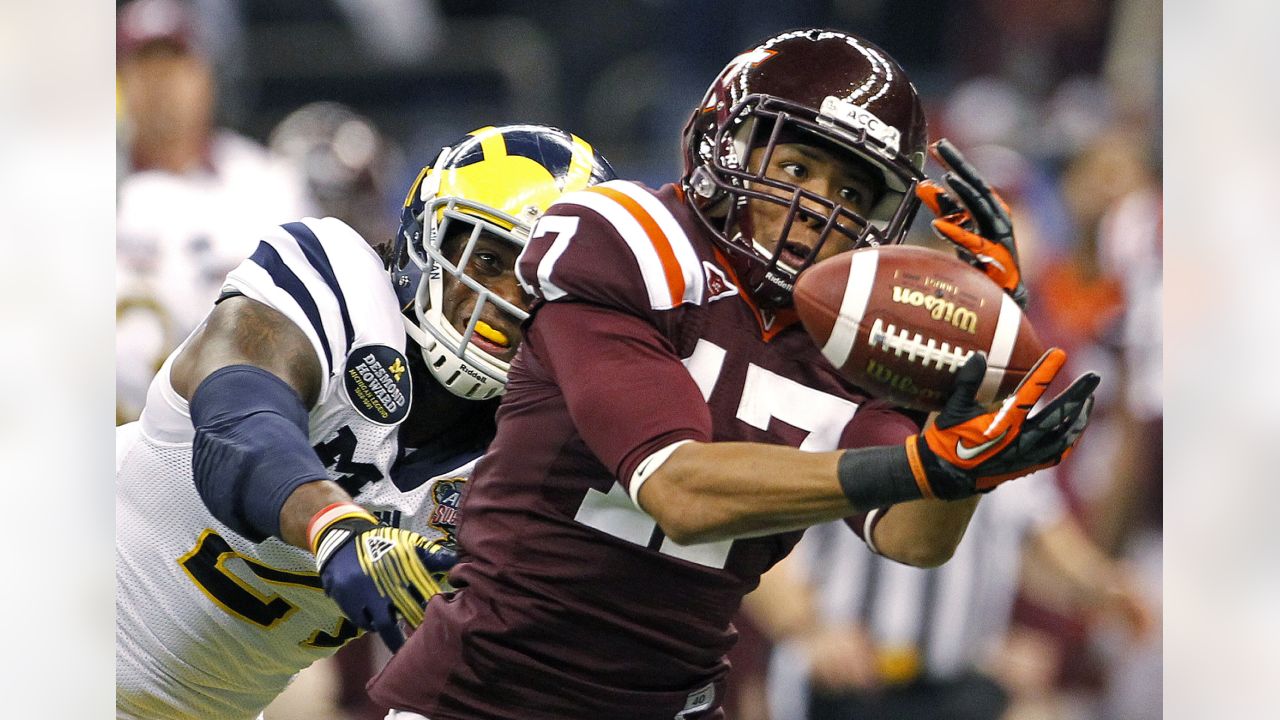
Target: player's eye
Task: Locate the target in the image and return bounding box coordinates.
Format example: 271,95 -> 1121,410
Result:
471,251 -> 502,274
779,161 -> 808,180
839,186 -> 865,207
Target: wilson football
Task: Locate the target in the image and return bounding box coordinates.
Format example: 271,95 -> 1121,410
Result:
794,245 -> 1044,412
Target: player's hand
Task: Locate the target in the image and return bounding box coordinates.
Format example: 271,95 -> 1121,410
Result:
312,510 -> 457,651
915,138 -> 1028,308
907,349 -> 1099,499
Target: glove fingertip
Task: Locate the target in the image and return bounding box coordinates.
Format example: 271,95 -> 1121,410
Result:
1031,348 -> 1068,380
944,173 -> 986,209
417,542 -> 459,573
1064,374 -> 1101,404
931,138 -> 958,166
932,219 -> 981,248
961,349 -> 988,374
930,217 -> 956,236
916,178 -> 944,194
953,351 -> 987,391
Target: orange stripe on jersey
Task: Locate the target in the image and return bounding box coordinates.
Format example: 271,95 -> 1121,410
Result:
589,185 -> 685,307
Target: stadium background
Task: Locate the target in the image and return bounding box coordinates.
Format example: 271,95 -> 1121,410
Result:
139,0 -> 1161,241
109,1 -> 1163,718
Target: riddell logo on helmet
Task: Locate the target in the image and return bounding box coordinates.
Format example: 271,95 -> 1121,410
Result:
456,363 -> 486,383
818,97 -> 901,155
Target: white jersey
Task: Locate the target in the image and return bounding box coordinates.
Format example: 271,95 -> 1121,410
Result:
115,217 -> 469,720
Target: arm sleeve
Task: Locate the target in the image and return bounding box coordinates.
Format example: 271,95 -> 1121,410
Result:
190,365 -> 332,542
524,299 -> 713,493
838,400 -> 926,543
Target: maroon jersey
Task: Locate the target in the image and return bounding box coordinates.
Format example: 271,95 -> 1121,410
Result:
369,181 -> 923,719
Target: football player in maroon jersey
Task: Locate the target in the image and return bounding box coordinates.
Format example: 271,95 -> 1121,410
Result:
370,29 -> 1099,720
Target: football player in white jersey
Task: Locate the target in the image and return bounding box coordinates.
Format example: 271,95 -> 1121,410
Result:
115,124 -> 617,720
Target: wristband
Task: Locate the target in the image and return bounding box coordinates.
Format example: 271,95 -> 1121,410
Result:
835,444 -> 925,510
902,437 -> 936,500
308,502 -> 378,569
909,437 -> 979,501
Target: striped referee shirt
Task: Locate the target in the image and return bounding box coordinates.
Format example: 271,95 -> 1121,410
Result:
767,470 -> 1064,713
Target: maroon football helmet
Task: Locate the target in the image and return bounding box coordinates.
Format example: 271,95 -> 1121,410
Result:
681,28 -> 929,308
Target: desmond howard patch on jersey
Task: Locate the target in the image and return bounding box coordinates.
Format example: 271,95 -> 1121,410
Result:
343,345 -> 412,425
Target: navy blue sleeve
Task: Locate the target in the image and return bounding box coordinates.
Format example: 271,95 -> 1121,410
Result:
190,365 -> 331,542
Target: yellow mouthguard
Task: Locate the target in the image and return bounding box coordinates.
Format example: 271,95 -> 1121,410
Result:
474,320 -> 509,346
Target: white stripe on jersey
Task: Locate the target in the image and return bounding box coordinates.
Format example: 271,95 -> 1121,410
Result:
525,214 -> 581,302
222,259 -> 334,391
599,181 -> 705,307
220,217 -> 393,400
228,224 -> 345,390
555,185 -> 702,310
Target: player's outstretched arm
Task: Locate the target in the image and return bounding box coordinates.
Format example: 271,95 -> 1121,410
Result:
637,349 -> 1098,565
171,295 -> 343,546
639,443 -> 976,567
172,296 -> 455,649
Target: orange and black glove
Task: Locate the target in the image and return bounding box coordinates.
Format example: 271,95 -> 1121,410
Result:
906,349 -> 1099,499
916,138 -> 1028,308
836,351 -> 1098,510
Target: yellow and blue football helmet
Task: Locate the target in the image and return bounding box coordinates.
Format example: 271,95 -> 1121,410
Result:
390,124 -> 616,399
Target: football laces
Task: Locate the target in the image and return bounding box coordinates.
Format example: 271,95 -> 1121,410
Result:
868,318 -> 973,372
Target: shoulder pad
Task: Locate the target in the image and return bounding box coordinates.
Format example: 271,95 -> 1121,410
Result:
518,181 -> 706,313
222,217 -> 402,389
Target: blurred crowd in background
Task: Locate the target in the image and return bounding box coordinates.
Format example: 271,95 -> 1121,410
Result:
114,0 -> 1161,718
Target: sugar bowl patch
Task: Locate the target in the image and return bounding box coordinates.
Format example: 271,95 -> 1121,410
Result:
428,477 -> 466,546
343,345 -> 412,425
